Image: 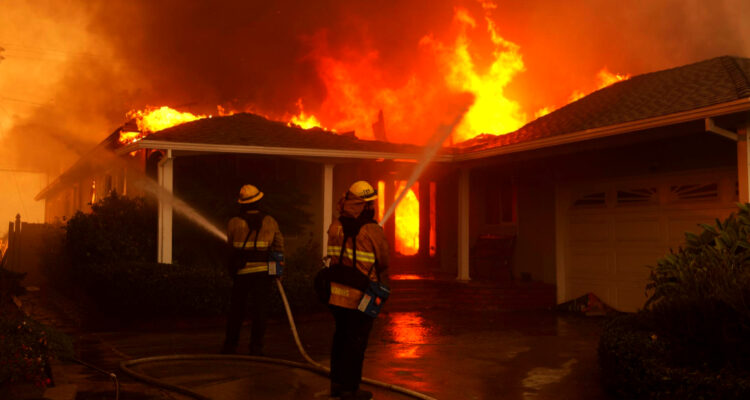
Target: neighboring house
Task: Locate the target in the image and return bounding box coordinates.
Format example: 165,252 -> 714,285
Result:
36,55 -> 750,311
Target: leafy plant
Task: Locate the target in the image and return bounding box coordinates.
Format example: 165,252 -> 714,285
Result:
645,203 -> 750,368
0,316 -> 73,389
600,203 -> 750,398
65,192 -> 156,268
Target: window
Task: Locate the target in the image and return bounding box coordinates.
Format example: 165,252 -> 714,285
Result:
616,188 -> 657,206
670,183 -> 718,202
573,191 -> 606,208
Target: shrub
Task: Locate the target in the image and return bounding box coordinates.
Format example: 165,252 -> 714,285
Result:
646,204 -> 750,369
599,204 -> 750,398
0,315 -> 74,389
83,261 -> 232,318
599,314 -> 750,399
65,192 -> 156,268
56,193 -> 323,320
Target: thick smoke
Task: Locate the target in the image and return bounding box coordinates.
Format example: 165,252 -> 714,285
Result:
1,0 -> 749,173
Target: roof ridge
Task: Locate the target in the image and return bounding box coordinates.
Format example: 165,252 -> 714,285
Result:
720,56 -> 750,98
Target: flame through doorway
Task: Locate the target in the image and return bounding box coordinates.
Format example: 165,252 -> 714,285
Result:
378,180 -> 437,257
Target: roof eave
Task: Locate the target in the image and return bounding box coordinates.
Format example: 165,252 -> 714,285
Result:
115,140 -> 454,162
454,97 -> 750,162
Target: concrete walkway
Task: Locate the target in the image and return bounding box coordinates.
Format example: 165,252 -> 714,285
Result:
21,279 -> 613,400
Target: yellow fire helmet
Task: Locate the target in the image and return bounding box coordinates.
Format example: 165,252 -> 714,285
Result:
349,180 -> 377,201
238,184 -> 264,204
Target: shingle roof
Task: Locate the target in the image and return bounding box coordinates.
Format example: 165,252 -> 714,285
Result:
459,55 -> 750,152
138,113 -> 427,155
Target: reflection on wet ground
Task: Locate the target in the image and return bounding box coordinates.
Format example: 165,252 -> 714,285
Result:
364,309 -> 610,399
105,308 -> 610,399
26,279 -> 613,400
387,312 -> 431,359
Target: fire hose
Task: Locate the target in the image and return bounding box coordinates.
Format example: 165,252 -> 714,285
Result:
120,278 -> 438,400
120,113 -> 462,399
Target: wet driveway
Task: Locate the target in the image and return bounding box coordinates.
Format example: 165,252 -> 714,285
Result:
82,308 -> 610,399
26,278 -> 612,399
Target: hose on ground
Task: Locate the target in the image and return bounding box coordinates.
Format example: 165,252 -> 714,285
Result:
120,278 -> 437,400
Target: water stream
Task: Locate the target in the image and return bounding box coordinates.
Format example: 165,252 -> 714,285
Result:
380,112 -> 466,226
135,177 -> 228,242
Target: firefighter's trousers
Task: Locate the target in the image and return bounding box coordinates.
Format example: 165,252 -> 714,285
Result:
329,305 -> 375,391
223,272 -> 273,354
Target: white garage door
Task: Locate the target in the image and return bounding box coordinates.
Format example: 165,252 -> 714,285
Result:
559,169 -> 738,312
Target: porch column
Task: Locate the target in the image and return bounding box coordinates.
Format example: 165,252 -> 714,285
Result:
418,180 -> 430,260
322,163 -> 334,258
738,123 -> 750,203
457,167 -> 471,281
158,150 -> 174,264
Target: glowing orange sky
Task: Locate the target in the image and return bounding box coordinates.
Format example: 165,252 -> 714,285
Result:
1,0 -> 749,176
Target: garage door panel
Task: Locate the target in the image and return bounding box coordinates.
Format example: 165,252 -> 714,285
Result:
614,217 -> 661,243
567,250 -> 610,278
569,218 -> 610,243
667,215 -> 722,244
616,286 -> 651,312
614,251 -> 661,282
562,169 -> 736,312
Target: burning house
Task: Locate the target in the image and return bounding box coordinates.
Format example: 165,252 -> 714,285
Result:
35,55 -> 750,312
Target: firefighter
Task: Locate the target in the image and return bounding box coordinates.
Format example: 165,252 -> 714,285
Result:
326,180 -> 389,400
221,184 -> 284,356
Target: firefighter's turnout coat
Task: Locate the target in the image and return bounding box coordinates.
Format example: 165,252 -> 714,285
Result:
326,194 -> 389,309
227,211 -> 284,275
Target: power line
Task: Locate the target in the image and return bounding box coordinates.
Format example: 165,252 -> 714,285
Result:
0,96 -> 46,107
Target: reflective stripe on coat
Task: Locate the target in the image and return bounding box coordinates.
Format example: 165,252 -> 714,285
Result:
227,212 -> 284,275
326,219 -> 389,309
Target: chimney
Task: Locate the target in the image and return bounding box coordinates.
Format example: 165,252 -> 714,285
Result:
372,109 -> 387,142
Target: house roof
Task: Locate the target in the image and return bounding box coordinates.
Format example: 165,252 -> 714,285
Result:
37,56 -> 750,200
120,113 -> 446,160
458,56 -> 750,154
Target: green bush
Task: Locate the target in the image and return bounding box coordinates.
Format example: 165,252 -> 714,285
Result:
646,204 -> 750,369
0,315 -> 73,389
83,261 -> 232,317
65,192 -> 156,268
55,193 -> 323,320
599,314 -> 750,399
599,204 -> 750,398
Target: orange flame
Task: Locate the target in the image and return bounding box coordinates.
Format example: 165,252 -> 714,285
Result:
597,68 -> 630,89
423,5 -> 527,143
535,67 -> 630,119
118,106 -> 208,144
287,99 -> 330,130
129,106 -> 206,134
90,179 -> 96,204
118,130 -> 142,145
395,181 -> 419,256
